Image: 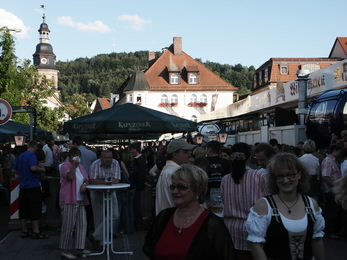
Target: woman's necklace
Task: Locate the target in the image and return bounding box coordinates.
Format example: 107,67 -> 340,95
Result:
175,208 -> 202,234
277,194 -> 299,214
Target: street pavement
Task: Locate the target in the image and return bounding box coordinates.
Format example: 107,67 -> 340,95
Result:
0,227 -> 146,260
0,227 -> 346,259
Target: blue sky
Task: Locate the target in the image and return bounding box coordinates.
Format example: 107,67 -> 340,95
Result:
0,0 -> 346,68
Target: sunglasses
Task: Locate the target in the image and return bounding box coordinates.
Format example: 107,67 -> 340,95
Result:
169,183 -> 190,191
275,173 -> 297,181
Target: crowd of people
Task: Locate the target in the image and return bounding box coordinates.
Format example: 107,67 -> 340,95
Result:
0,131 -> 347,259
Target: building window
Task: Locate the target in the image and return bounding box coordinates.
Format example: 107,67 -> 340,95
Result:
128,94 -> 133,103
258,72 -> 262,86
188,73 -> 198,84
171,94 -> 178,103
161,94 -> 168,103
190,94 -> 197,103
301,64 -> 320,73
200,94 -> 207,103
280,64 -> 288,75
170,73 -> 179,84
136,95 -> 142,105
264,68 -> 268,83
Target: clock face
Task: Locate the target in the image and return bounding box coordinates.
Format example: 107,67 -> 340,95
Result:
41,57 -> 48,64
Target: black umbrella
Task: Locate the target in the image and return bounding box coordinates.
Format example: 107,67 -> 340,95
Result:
64,103 -> 197,140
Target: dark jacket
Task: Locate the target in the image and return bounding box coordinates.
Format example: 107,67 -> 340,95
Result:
143,207 -> 238,260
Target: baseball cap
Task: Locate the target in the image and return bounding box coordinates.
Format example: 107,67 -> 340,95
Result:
167,139 -> 196,154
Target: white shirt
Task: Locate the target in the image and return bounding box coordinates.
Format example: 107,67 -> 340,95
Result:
155,160 -> 181,215
245,196 -> 325,244
340,160 -> 347,177
75,167 -> 84,201
299,153 -> 320,176
42,144 -> 54,167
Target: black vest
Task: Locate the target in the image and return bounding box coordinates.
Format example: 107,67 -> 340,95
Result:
264,194 -> 315,260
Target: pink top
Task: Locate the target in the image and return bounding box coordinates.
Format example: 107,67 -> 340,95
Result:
59,160 -> 89,205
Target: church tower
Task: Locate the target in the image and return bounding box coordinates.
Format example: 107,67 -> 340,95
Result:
33,7 -> 59,89
33,6 -> 62,109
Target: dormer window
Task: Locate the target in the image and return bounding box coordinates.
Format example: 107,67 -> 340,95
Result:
301,64 -> 320,73
188,73 -> 198,84
280,64 -> 288,75
170,73 -> 179,84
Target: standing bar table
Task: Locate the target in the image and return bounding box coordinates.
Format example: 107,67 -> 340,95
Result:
87,183 -> 133,259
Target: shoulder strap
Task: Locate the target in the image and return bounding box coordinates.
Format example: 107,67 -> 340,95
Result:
265,195 -> 281,223
302,194 -> 316,223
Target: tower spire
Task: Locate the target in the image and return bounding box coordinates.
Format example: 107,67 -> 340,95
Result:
41,5 -> 46,23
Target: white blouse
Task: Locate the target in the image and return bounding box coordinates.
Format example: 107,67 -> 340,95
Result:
245,196 -> 325,244
75,167 -> 84,201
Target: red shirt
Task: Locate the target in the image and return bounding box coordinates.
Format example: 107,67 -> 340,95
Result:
154,209 -> 209,260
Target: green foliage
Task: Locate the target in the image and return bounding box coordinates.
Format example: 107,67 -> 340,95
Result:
65,93 -> 92,119
0,29 -> 17,96
203,61 -> 255,95
57,52 -> 255,101
57,51 -> 154,101
0,29 -> 65,133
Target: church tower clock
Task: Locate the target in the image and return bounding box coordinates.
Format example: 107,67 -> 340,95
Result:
33,9 -> 59,89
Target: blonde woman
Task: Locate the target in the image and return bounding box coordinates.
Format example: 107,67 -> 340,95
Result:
246,153 -> 325,260
143,164 -> 237,260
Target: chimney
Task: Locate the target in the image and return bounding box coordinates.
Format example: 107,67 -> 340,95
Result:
173,37 -> 182,56
148,51 -> 156,62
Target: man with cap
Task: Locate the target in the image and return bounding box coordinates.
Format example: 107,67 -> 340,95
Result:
155,139 -> 196,215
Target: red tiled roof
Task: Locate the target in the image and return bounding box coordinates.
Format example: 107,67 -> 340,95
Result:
337,37 -> 347,54
257,58 -> 341,84
329,37 -> 347,57
145,44 -> 237,91
94,97 -> 110,112
98,97 -> 111,110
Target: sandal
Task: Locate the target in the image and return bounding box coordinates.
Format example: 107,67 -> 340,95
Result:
31,232 -> 48,239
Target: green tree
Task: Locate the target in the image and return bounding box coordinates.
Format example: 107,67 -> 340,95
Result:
65,93 -> 91,119
0,28 -> 17,97
0,29 -> 65,133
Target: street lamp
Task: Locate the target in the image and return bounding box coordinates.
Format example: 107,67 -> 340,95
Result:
296,68 -> 310,126
14,134 -> 25,146
217,129 -> 228,144
195,133 -> 204,145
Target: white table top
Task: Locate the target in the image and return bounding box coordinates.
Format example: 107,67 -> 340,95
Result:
86,183 -> 130,190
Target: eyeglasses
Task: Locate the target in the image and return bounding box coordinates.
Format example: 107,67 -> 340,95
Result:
275,173 -> 297,181
169,183 -> 190,191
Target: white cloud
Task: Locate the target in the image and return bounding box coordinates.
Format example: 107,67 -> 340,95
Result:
0,9 -> 29,38
57,16 -> 112,33
118,14 -> 151,31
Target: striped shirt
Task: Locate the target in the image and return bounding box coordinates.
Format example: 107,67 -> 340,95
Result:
90,159 -> 121,180
221,168 -> 267,250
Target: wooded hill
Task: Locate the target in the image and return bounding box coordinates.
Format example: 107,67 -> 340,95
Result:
56,51 -> 255,102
